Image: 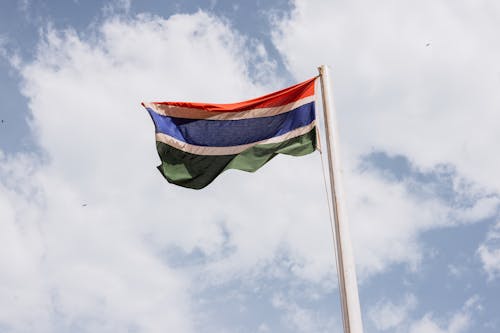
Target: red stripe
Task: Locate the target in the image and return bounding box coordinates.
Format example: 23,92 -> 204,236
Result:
146,77 -> 316,112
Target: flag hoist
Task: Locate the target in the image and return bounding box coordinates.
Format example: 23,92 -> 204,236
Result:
142,65 -> 363,333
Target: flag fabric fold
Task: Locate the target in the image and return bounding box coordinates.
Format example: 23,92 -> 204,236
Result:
142,77 -> 318,189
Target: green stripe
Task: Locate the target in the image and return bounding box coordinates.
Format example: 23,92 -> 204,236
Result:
155,128 -> 317,189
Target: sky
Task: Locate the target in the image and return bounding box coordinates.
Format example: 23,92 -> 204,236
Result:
0,0 -> 499,332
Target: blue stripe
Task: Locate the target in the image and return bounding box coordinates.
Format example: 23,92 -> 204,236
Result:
146,102 -> 316,147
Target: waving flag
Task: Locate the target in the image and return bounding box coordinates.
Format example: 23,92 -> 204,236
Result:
142,77 -> 317,189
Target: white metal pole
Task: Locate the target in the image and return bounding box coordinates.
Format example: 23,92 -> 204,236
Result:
318,65 -> 364,333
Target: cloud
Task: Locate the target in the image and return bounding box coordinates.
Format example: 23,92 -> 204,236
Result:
368,294 -> 479,333
102,0 -> 132,16
271,293 -> 338,332
368,293 -> 417,330
0,154 -> 194,332
271,0 -> 500,277
408,312 -> 470,333
2,10 -> 282,332
477,221 -> 500,280
273,0 -> 500,189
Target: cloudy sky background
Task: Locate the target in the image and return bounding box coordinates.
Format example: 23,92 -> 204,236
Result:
1,0 -> 499,332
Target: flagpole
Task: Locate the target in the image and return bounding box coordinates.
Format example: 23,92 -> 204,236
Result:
318,65 -> 364,333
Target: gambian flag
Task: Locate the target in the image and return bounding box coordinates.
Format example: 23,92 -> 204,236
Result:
142,77 -> 318,189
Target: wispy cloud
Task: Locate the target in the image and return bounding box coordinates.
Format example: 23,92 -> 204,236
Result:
272,293 -> 338,332
368,294 -> 480,333
102,0 -> 132,16
478,221 -> 500,280
368,293 -> 417,330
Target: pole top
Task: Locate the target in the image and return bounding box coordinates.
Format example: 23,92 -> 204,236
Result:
318,65 -> 329,76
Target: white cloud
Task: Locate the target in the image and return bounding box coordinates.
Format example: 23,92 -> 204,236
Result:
478,245 -> 500,280
368,294 -> 479,333
3,10 -> 281,332
0,155 -> 49,333
271,0 -> 500,278
272,294 -> 338,332
0,154 -> 193,333
273,0 -> 500,190
408,312 -> 470,333
368,293 -> 417,330
409,295 -> 481,333
477,221 -> 500,280
346,168 -> 448,277
454,196 -> 499,224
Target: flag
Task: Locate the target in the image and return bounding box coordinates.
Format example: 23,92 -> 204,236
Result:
142,77 -> 318,189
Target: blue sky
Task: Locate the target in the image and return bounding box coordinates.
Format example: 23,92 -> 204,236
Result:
1,1 -> 500,332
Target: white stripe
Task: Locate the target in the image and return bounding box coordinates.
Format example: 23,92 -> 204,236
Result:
155,122 -> 317,156
144,95 -> 315,120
